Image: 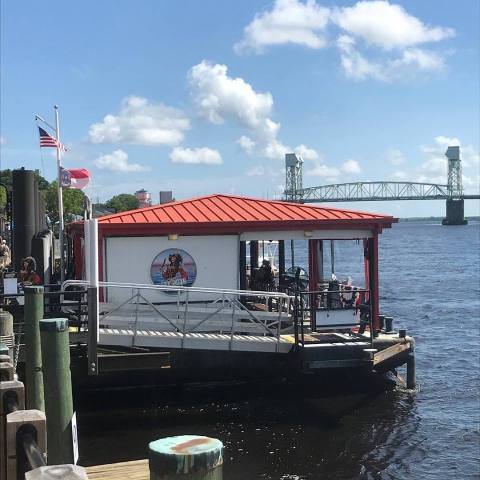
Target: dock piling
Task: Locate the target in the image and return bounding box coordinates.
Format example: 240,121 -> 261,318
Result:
0,310 -> 14,359
25,286 -> 45,411
149,435 -> 224,479
40,318 -> 74,466
6,409 -> 47,480
406,353 -> 416,389
25,465 -> 88,479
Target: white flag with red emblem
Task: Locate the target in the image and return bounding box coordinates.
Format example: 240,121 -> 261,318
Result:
60,168 -> 91,190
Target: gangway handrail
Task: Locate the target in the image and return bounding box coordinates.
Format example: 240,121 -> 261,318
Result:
62,280 -> 294,299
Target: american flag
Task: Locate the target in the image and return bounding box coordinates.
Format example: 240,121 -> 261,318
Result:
38,126 -> 66,151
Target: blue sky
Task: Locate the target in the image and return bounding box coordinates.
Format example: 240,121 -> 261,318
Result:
1,0 -> 479,216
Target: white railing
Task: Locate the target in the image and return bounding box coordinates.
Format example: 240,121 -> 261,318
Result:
63,280 -> 294,345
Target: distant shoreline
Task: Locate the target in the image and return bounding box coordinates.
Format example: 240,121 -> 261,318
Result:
399,216 -> 480,222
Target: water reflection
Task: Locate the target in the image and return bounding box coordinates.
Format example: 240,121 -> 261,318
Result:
77,374 -> 419,480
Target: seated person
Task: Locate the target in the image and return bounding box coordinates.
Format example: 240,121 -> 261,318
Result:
254,259 -> 275,291
18,257 -> 42,286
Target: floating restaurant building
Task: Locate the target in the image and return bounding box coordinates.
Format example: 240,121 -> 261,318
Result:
67,194 -> 415,384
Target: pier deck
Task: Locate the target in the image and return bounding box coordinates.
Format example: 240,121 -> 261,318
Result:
85,459 -> 148,480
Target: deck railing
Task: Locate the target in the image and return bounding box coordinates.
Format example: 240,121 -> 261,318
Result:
63,280 -> 296,357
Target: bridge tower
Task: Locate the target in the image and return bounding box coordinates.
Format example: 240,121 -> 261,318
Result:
443,146 -> 467,225
285,153 -> 303,202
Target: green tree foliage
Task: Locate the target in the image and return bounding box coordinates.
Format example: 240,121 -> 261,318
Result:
45,180 -> 85,223
105,193 -> 139,213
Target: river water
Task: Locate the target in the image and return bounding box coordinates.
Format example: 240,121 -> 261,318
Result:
77,221 -> 480,479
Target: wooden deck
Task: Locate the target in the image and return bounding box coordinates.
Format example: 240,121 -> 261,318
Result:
85,459 -> 149,480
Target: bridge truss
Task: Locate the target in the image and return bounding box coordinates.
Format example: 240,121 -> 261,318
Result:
296,181 -> 450,203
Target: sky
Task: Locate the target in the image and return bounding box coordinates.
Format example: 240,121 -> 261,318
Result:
0,0 -> 479,217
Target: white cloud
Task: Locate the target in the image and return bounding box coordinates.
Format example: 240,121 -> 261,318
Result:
170,147 -> 223,165
341,158 -> 361,174
189,60 -> 315,161
337,35 -> 386,81
263,140 -> 290,160
307,163 -> 341,182
94,149 -> 150,173
89,96 -> 190,146
0,136 -> 5,145
392,170 -> 408,180
295,144 -> 318,160
234,0 -> 330,54
333,1 -> 454,50
189,61 -> 278,142
246,165 -> 266,177
236,0 -> 455,81
237,135 -> 256,154
386,148 -> 405,166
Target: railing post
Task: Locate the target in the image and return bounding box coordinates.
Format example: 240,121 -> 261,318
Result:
149,435 -> 223,480
39,318 -> 74,465
87,287 -> 98,376
24,286 -> 45,412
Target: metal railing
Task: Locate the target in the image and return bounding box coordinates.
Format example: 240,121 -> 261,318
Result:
63,280 -> 295,347
296,286 -> 374,347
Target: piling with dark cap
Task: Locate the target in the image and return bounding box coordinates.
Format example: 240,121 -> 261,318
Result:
40,318 -> 74,465
149,435 -> 224,480
25,286 -> 45,411
384,316 -> 394,333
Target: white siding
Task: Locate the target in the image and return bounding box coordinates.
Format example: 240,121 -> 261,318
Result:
105,235 -> 239,302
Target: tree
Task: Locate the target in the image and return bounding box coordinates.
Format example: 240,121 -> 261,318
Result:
105,193 -> 139,213
45,181 -> 85,223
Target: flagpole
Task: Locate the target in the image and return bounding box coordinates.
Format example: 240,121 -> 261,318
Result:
54,105 -> 65,284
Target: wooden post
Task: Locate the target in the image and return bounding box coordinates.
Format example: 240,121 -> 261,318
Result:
149,435 -> 223,480
406,354 -> 416,389
249,241 -> 259,270
278,240 -> 285,279
0,310 -> 13,359
1,380 -> 25,480
40,318 -> 74,465
26,465 -> 88,479
0,362 -> 14,382
6,409 -> 47,480
24,286 -> 45,412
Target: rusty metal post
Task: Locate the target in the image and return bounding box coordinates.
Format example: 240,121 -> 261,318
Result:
149,435 -> 224,480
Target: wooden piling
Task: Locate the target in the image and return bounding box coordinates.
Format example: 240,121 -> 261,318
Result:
40,318 -> 74,465
149,435 -> 223,480
0,310 -> 14,358
25,286 -> 45,411
1,380 -> 25,480
406,353 -> 416,390
6,409 -> 47,480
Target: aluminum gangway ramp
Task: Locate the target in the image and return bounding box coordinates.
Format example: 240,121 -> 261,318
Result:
65,280 -> 297,355
99,328 -> 295,353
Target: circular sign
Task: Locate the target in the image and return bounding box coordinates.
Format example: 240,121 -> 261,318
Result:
150,248 -> 197,290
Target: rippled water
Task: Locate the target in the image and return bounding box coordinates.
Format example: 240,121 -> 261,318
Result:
77,221 -> 480,479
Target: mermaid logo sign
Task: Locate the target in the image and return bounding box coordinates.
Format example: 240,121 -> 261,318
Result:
150,248 -> 197,291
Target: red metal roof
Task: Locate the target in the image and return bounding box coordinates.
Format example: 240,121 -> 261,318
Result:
95,194 -> 395,229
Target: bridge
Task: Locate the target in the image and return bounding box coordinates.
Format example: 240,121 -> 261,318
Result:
284,146 -> 480,225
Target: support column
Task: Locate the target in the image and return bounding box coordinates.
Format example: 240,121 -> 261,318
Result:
278,240 -> 285,279
442,199 -> 467,225
249,241 -> 258,270
308,239 -> 319,332
368,235 -> 380,332
24,286 -> 45,411
239,241 -> 247,291
40,318 -> 74,465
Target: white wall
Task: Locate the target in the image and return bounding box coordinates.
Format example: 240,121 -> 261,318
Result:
105,235 -> 239,303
